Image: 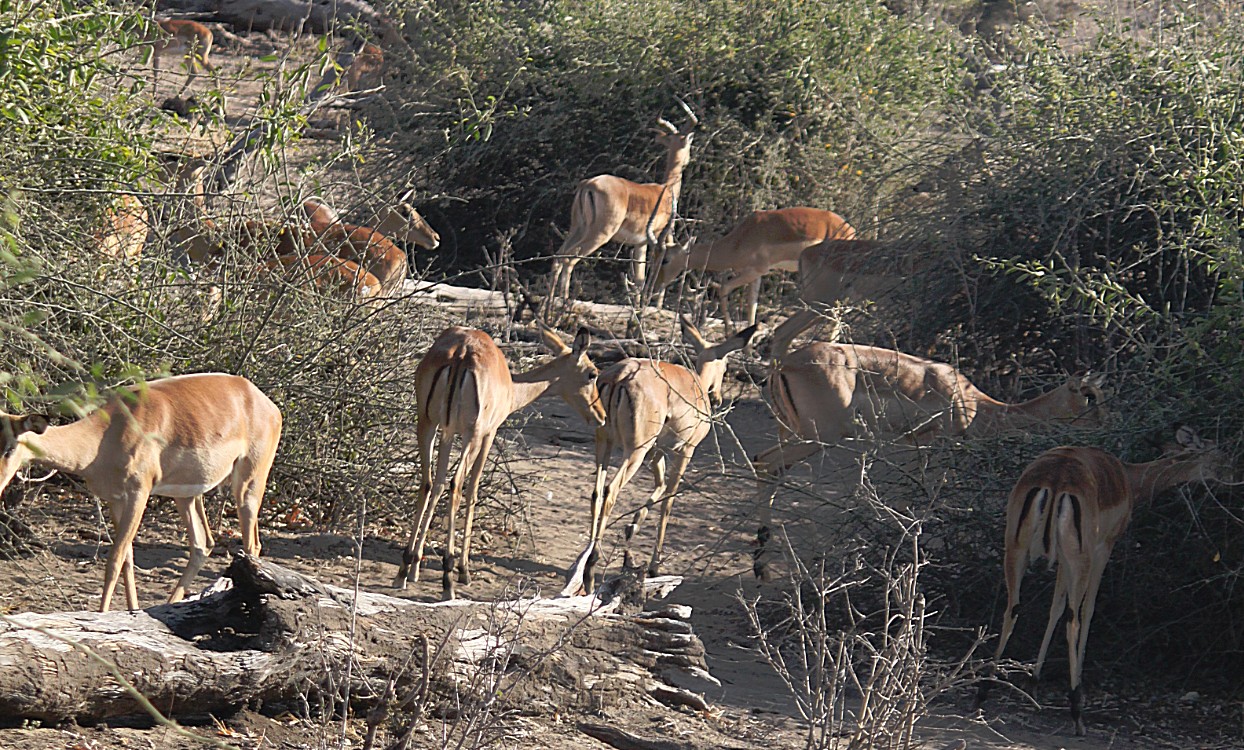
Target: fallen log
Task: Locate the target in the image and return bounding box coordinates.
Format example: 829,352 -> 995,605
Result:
0,552 -> 715,724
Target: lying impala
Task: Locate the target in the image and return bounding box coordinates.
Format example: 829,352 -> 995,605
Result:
548,101 -> 698,303
653,207 -> 857,329
977,426 -> 1230,735
262,254 -> 383,304
750,342 -> 1107,578
762,238 -> 912,357
173,192 -> 439,296
396,325 -> 606,600
566,318 -> 757,595
0,374 -> 282,612
93,193 -> 149,261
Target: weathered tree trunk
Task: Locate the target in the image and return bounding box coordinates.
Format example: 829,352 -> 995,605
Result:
0,553 -> 715,724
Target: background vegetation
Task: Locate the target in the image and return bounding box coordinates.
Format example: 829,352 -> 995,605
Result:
1,0 -> 1241,737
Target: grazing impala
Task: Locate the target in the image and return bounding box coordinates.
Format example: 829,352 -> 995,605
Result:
396,325 -> 606,599
762,238 -> 911,356
93,194 -> 149,261
654,207 -> 857,329
751,342 -> 1107,578
978,426 -> 1229,735
548,101 -> 698,302
150,19 -> 214,85
0,374 -> 282,612
566,318 -> 757,595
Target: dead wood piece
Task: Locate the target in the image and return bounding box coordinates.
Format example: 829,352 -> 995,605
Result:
0,555 -> 713,723
578,721 -> 694,750
214,0 -> 390,36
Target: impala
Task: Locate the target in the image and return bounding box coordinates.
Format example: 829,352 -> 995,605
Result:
173,192 -> 438,297
151,19 -> 215,85
751,342 -> 1107,578
653,207 -> 857,329
93,193 -> 149,261
263,254 -> 383,304
567,318 -> 757,595
978,426 -> 1230,735
548,101 -> 698,302
0,373 -> 282,612
396,325 -> 606,600
343,43 -> 385,92
762,238 -> 910,357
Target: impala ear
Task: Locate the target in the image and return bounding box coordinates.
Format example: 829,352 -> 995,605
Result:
1174,424 -> 1203,451
572,326 -> 591,356
20,415 -> 49,435
735,324 -> 759,347
537,323 -> 571,355
680,316 -> 709,352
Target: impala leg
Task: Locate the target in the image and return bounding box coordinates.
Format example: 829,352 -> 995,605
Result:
456,431 -> 495,588
584,443 -> 651,593
442,435 -> 484,600
122,543 -> 139,612
631,242 -> 648,303
976,526 -> 1036,710
1065,571 -> 1091,736
574,430 -> 613,594
397,421 -> 441,587
1033,566 -> 1069,682
234,448 -> 275,559
623,452 -> 666,570
745,278 -> 761,329
647,447 -> 694,578
101,491 -> 151,613
194,494 -> 216,552
750,440 -> 822,580
169,495 -> 215,604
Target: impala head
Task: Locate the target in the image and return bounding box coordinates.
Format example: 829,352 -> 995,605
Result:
1163,425 -> 1234,483
538,324 -> 606,427
681,316 -> 758,407
375,189 -> 440,250
0,413 -> 49,487
1058,372 -> 1108,426
653,237 -> 704,287
651,98 -> 698,154
301,196 -> 341,232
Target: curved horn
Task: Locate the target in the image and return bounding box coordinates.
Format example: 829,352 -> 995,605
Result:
675,97 -> 699,132
655,117 -> 678,134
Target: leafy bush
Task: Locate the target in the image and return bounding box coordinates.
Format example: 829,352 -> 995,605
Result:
378,0 -> 968,294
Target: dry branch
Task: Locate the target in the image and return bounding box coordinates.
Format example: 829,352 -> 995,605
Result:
0,553 -> 715,724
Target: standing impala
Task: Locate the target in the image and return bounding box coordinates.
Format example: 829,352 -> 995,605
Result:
396,325 -> 606,600
653,207 -> 857,330
762,238 -> 910,356
751,342 -> 1107,578
978,426 -> 1230,735
547,101 -> 698,303
567,318 -> 757,595
150,18 -> 215,87
0,374 -> 282,612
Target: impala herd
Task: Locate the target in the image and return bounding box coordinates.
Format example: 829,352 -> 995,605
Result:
13,47 -> 1237,736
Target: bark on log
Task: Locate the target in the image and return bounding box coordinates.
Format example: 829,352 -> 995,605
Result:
0,553 -> 715,724
210,0 -> 390,36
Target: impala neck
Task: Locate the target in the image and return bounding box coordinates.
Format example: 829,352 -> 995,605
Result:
510,358 -> 565,413
15,418 -> 105,478
661,143 -> 692,200
972,385 -> 1075,432
1125,454 -> 1212,504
